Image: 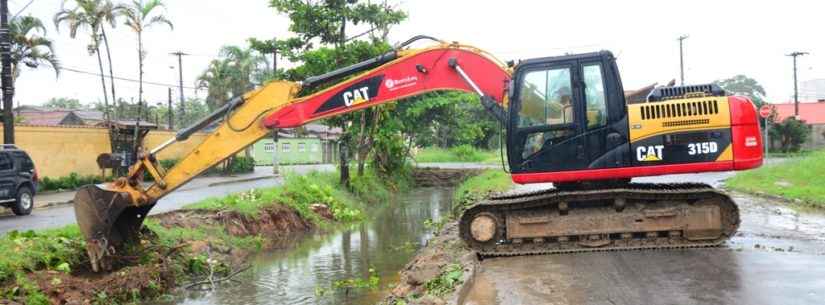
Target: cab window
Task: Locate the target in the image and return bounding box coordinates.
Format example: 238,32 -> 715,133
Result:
518,67 -> 574,128
518,67 -> 575,158
583,63 -> 608,129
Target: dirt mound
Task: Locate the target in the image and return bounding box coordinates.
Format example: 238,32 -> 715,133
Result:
385,221 -> 478,305
153,204 -> 313,238
31,262 -> 175,305
413,168 -> 483,187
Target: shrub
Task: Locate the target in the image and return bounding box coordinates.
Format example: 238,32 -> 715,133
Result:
226,156 -> 255,174
449,145 -> 484,162
38,173 -> 107,192
770,117 -> 811,152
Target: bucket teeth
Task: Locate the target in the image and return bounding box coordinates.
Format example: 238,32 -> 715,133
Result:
73,185 -> 154,272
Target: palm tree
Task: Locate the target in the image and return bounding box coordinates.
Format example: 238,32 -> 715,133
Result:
122,0 -> 172,146
9,16 -> 59,80
196,46 -> 265,110
196,59 -> 234,110
122,0 -> 173,121
54,0 -> 125,119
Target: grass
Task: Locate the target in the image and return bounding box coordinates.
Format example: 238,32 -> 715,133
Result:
414,145 -> 503,164
0,227 -> 86,284
451,169 -> 513,217
424,263 -> 464,296
183,172 -> 363,223
726,149 -> 825,208
766,149 -> 814,159
185,169 -> 409,223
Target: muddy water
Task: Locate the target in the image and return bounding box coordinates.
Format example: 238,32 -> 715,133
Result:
149,187 -> 453,305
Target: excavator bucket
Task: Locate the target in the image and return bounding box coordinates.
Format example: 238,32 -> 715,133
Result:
74,184 -> 154,272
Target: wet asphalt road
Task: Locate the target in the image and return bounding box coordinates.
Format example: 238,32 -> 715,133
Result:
464,172 -> 825,305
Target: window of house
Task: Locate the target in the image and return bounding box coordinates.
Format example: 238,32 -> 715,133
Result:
298,143 -> 306,152
264,142 -> 275,153
311,144 -> 319,152
282,143 -> 291,152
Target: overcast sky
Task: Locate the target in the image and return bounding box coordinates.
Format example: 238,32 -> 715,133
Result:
10,0 -> 825,108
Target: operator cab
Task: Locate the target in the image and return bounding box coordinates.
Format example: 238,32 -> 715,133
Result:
507,51 -> 631,175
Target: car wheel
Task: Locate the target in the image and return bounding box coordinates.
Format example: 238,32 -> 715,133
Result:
12,187 -> 33,216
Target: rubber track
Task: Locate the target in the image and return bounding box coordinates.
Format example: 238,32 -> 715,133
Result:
459,183 -> 740,257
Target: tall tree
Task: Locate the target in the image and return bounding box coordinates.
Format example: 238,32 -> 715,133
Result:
9,16 -> 59,81
122,0 -> 172,144
196,45 -> 266,110
55,0 -> 123,120
713,75 -> 767,108
44,97 -> 82,109
269,0 -> 406,184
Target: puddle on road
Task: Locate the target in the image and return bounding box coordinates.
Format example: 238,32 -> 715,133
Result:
147,187 -> 453,305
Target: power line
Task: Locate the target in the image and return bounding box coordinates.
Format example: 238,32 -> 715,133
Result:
58,66 -> 198,90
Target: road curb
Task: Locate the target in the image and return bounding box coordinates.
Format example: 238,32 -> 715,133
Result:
206,175 -> 277,187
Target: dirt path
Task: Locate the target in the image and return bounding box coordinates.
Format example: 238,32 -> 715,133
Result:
463,193 -> 825,305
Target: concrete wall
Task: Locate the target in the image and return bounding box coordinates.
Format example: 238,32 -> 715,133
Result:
808,124 -> 825,149
0,125 -> 209,178
253,138 -> 325,165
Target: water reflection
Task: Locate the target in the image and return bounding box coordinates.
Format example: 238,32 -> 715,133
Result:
149,187 -> 453,305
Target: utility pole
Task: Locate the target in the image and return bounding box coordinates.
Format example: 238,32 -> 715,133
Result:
0,0 -> 13,144
170,51 -> 188,116
678,35 -> 689,86
787,51 -> 808,118
167,88 -> 174,129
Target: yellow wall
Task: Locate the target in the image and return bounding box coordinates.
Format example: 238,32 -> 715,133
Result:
0,125 -> 209,178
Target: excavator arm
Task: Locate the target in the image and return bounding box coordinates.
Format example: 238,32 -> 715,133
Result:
74,37 -> 511,271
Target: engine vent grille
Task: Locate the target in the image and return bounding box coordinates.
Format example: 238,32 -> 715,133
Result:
641,100 -> 719,120
662,119 -> 710,128
647,84 -> 726,102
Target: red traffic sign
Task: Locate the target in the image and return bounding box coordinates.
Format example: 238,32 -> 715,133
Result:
759,105 -> 773,118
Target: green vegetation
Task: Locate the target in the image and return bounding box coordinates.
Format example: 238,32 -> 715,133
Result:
424,263 -> 464,296
414,145 -> 502,164
452,170 -> 513,216
727,150 -> 825,208
0,227 -> 85,284
39,173 -> 110,192
38,157 -> 256,192
186,171 -> 368,223
770,117 -> 812,153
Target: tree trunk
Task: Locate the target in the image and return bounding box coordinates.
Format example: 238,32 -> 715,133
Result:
95,47 -> 109,121
133,32 -> 143,156
101,28 -> 118,120
339,128 -> 350,187
356,110 -> 368,176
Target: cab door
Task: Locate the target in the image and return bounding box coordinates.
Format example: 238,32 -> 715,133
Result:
578,60 -> 629,169
508,61 -> 589,173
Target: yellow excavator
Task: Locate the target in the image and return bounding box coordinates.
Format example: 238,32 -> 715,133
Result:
74,36 -> 762,271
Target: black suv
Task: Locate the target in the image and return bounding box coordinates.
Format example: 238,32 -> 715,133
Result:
0,145 -> 37,215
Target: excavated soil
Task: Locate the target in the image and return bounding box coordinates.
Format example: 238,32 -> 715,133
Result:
413,168 -> 483,187
383,221 -> 478,305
